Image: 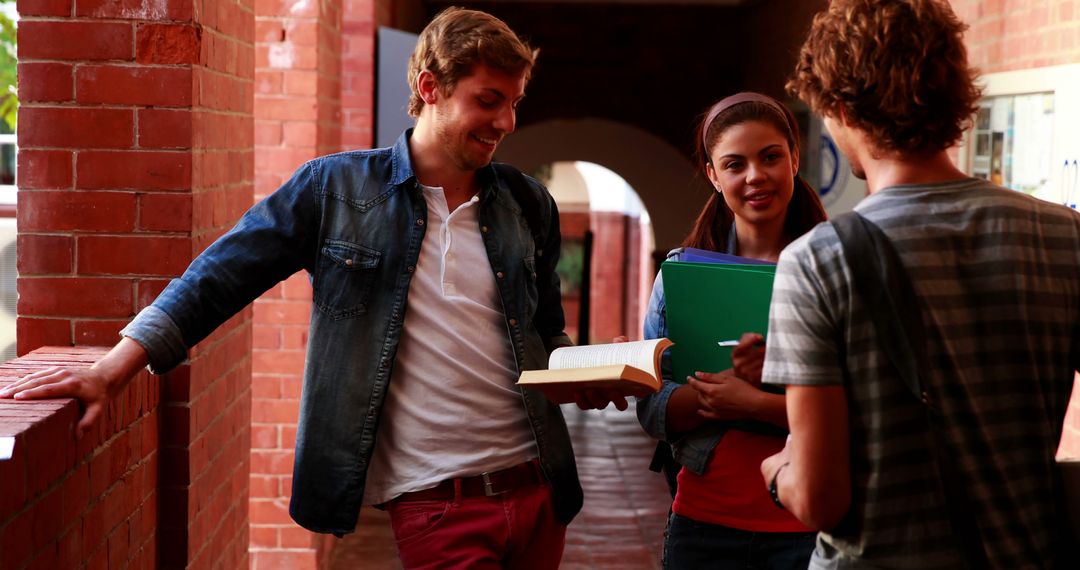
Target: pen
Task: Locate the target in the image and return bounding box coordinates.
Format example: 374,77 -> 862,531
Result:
717,339 -> 766,348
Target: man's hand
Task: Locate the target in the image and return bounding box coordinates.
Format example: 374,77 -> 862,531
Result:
574,388 -> 629,411
688,370 -> 760,421
572,335 -> 630,411
0,366 -> 115,439
731,333 -> 765,385
0,338 -> 150,439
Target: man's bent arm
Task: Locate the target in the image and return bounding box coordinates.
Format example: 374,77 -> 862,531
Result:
762,384 -> 851,531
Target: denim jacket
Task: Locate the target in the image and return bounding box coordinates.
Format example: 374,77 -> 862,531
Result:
636,249 -> 724,474
636,246 -> 785,475
123,130 -> 583,535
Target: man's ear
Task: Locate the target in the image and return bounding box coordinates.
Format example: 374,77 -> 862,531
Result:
417,70 -> 440,105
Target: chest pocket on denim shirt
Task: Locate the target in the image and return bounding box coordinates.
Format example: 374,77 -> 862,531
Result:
314,239 -> 381,319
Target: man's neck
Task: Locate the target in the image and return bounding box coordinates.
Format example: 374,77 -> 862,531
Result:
409,126 -> 480,210
863,150 -> 969,194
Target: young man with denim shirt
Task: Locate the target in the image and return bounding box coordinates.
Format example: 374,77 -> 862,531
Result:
759,1 -> 1080,567
1,8 -> 621,568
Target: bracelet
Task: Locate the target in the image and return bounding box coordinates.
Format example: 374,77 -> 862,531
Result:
768,462 -> 789,510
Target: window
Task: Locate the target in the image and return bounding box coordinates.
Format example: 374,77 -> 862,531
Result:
970,93 -> 1055,196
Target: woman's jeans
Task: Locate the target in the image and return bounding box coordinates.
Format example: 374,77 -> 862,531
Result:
663,512 -> 817,569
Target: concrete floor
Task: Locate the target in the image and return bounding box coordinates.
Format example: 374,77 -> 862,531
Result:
329,404 -> 672,569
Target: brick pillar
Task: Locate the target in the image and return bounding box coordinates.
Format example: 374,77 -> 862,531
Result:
624,217 -> 643,340
251,1 -> 342,568
16,0 -> 255,568
342,0 -> 376,150
588,212 -> 630,341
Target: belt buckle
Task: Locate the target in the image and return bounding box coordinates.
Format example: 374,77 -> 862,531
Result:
481,471 -> 505,496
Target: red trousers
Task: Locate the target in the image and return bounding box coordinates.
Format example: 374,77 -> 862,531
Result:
386,482 -> 566,569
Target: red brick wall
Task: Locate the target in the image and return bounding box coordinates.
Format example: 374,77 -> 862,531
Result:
15,0 -> 256,568
342,0 -> 376,150
251,0 -> 344,567
589,212 -> 628,343
318,0 -> 344,157
15,8 -> 199,352
624,218 -> 643,340
950,0 -> 1080,74
168,1 -> 255,566
0,348 -> 158,570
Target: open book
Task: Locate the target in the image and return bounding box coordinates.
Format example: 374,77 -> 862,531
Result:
517,338 -> 673,404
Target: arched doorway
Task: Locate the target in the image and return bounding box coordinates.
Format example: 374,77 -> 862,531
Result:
497,118 -> 710,254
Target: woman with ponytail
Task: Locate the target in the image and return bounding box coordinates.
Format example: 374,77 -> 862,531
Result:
637,92 -> 826,569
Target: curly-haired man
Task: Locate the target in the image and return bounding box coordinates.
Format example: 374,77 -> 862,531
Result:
759,0 -> 1080,568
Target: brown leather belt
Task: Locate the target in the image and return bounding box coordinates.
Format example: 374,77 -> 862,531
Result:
392,460 -> 545,502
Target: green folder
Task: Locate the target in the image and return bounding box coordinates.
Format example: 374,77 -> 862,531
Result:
661,261 -> 777,384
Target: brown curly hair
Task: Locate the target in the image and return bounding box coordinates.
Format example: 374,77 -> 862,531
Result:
786,0 -> 982,154
407,8 -> 538,118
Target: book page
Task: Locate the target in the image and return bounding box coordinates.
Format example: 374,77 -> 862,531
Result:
548,339 -> 669,376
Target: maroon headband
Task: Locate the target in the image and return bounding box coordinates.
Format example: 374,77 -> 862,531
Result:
701,92 -> 794,152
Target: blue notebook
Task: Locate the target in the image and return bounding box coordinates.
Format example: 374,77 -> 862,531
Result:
680,247 -> 775,266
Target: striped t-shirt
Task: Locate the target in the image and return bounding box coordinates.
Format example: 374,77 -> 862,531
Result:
763,178 -> 1080,569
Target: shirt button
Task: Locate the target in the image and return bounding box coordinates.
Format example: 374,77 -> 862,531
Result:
509,318 -> 518,326
344,259 -> 354,267
537,249 -> 543,256
407,265 -> 415,273
481,226 -> 489,233
416,219 -> 425,226
496,271 -> 505,279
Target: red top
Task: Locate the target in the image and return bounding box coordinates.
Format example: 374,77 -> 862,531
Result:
672,429 -> 812,532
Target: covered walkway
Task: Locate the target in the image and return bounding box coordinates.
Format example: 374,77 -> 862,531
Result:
329,405 -> 673,569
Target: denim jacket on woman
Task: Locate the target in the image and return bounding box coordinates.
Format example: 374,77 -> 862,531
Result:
122,130 -> 583,535
636,246 -> 785,475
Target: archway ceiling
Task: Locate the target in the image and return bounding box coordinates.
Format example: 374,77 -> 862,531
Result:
415,0 -> 823,165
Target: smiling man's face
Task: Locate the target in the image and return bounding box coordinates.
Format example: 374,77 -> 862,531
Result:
430,64 -> 527,172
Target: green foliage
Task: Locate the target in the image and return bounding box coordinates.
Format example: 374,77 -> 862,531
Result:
0,0 -> 15,132
555,239 -> 585,295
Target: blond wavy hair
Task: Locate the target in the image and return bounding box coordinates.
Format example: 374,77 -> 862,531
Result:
407,7 -> 537,118
787,0 -> 982,153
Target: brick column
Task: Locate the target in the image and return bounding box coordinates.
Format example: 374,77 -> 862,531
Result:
16,0 -> 255,568
250,0 -> 343,567
342,0 -> 377,150
590,212 -> 630,341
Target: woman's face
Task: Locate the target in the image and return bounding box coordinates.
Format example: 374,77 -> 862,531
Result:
706,120 -> 799,229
